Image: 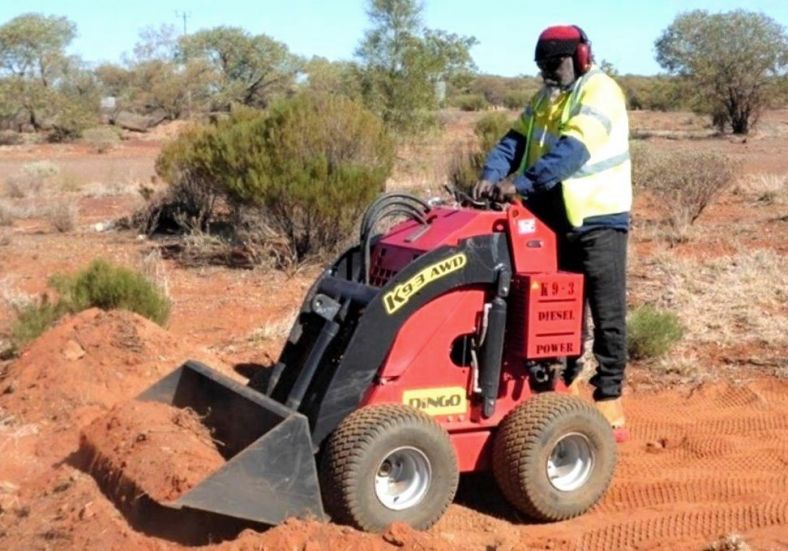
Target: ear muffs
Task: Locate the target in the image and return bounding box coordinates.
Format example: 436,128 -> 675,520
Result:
573,26 -> 592,74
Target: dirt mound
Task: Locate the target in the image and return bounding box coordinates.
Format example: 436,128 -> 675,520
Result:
80,401 -> 225,502
0,308 -> 228,482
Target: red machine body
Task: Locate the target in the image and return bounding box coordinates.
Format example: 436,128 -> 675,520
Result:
360,203 -> 584,471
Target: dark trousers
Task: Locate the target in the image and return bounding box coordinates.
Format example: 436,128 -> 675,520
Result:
558,228 -> 628,401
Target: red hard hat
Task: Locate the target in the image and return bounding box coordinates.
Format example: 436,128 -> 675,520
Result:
535,25 -> 582,61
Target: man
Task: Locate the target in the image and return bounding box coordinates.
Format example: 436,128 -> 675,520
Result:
474,25 -> 631,442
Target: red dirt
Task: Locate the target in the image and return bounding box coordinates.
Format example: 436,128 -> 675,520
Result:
1,309 -> 786,549
0,111 -> 786,549
0,308 -> 230,486
80,401 -> 225,502
435,379 -> 788,550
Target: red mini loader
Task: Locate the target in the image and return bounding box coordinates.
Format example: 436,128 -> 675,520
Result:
137,192 -> 617,532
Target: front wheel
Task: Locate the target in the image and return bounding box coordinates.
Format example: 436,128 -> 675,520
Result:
319,404 -> 459,532
492,393 -> 617,521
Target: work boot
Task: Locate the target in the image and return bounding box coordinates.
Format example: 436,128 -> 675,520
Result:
595,398 -> 629,443
567,378 -> 583,397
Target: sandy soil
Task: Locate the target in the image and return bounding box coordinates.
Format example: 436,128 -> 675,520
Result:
0,311 -> 788,550
0,310 -> 785,549
0,110 -> 786,550
80,401 -> 225,502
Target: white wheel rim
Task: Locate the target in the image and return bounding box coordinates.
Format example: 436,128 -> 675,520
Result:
546,433 -> 595,492
374,446 -> 432,510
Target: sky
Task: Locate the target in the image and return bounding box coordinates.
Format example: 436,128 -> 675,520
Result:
1,0 -> 786,76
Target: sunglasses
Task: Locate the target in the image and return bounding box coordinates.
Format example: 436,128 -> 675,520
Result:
537,56 -> 568,72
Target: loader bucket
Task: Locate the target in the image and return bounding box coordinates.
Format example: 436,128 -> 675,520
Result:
137,360 -> 326,525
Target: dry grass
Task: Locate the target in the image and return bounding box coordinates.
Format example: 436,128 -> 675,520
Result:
632,144 -> 737,244
703,533 -> 751,551
248,308 -> 299,343
46,202 -> 78,233
0,201 -> 15,226
0,278 -> 35,311
0,408 -> 17,429
2,161 -> 60,199
389,149 -> 456,191
630,129 -> 717,140
1,177 -> 26,200
139,248 -> 171,300
735,172 -> 786,205
388,113 -> 478,191
648,349 -> 711,382
632,246 -> 787,365
57,172 -> 85,193
0,420 -> 40,453
158,232 -> 259,269
0,130 -> 23,146
82,178 -> 138,198
81,126 -> 121,154
0,199 -> 80,229
1,155 -> 155,202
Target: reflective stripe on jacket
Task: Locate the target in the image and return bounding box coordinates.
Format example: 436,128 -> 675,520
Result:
511,68 -> 632,228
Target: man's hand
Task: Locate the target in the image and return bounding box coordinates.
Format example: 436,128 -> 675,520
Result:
492,180 -> 518,202
473,179 -> 495,201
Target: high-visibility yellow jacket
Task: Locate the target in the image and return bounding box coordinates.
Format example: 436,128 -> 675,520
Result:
493,67 -> 632,229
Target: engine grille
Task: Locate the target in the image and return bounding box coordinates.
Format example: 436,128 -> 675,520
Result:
368,246 -> 421,288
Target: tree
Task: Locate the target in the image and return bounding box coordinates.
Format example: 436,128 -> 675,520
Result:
96,59 -> 213,119
598,59 -> 619,78
0,13 -> 97,137
655,10 -> 788,134
48,61 -> 101,141
0,13 -> 75,84
178,27 -> 301,110
356,0 -> 477,133
96,25 -> 214,119
133,24 -> 178,62
300,56 -> 361,99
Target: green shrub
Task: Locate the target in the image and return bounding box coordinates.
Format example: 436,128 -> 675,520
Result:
9,260 -> 170,353
0,130 -> 23,145
47,96 -> 99,143
152,121 -> 227,232
157,93 -> 395,261
448,147 -> 485,195
453,94 -> 488,112
449,112 -> 514,193
627,305 -> 684,360
469,76 -> 509,106
463,75 -> 540,109
473,112 -> 513,152
10,297 -> 70,350
503,90 -> 531,110
617,75 -> 689,112
82,126 -> 121,153
53,259 -> 171,325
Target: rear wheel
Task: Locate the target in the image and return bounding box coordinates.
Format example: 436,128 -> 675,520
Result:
492,393 -> 616,521
319,404 -> 459,532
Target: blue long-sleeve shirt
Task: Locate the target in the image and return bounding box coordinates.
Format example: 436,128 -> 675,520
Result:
480,130 -> 629,233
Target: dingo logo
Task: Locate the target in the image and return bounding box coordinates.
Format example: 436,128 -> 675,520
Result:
383,253 -> 467,315
402,387 -> 467,416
